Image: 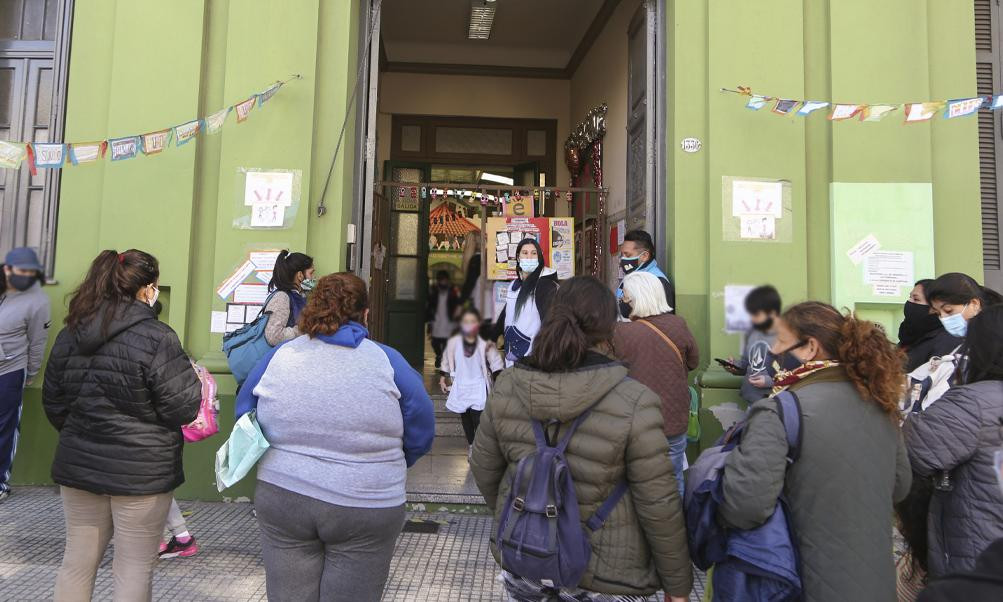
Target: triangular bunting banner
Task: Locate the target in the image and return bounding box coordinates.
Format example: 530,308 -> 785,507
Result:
746,95 -> 769,110
205,107 -> 231,134
109,136 -> 140,161
141,129 -> 172,155
234,97 -> 256,122
772,99 -> 800,116
860,104 -> 898,122
31,143 -> 66,169
69,141 -> 107,165
905,102 -> 944,123
0,141 -> 26,169
174,120 -> 202,146
257,82 -> 282,106
944,97 -> 984,119
829,104 -> 862,121
796,101 -> 830,116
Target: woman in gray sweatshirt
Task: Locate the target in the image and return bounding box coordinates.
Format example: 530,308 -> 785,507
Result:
0,247 -> 51,500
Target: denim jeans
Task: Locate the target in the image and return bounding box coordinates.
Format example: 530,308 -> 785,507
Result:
666,433 -> 688,499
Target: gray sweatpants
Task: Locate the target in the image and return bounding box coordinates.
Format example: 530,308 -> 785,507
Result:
254,480 -> 405,602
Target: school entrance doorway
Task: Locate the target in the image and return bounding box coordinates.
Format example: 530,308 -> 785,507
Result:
352,0 -> 667,501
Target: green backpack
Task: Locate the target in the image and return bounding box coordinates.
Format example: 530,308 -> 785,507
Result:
686,386 -> 701,444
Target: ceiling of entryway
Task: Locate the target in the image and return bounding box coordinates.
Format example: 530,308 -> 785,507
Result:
381,0 -> 613,76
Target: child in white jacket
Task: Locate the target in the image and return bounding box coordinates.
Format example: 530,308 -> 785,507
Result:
439,309 -> 504,446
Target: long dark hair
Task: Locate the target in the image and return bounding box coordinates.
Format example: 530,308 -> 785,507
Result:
66,249 -> 159,330
269,250 -> 313,293
925,272 -> 1003,307
526,276 -> 616,372
514,238 -> 545,319
781,302 -> 905,418
962,304 -> 1003,383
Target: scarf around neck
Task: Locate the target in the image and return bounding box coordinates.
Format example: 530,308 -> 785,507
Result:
772,360 -> 841,394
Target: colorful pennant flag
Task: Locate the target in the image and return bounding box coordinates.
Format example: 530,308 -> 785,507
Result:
772,99 -> 800,116
174,120 -> 202,146
205,107 -> 231,134
69,141 -> 107,165
257,82 -> 283,106
109,136 -> 140,161
904,102 -> 944,123
796,101 -> 830,116
991,95 -> 1003,110
0,141 -> 26,169
944,97 -> 984,119
829,104 -> 862,121
141,129 -> 172,155
234,97 -> 256,122
859,104 -> 898,122
746,95 -> 769,110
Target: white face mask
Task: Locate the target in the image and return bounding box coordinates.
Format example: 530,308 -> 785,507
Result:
147,285 -> 160,308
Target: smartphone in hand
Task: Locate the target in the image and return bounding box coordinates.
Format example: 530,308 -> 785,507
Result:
715,358 -> 744,374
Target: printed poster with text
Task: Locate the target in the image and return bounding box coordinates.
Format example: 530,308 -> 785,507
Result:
486,217 -> 575,280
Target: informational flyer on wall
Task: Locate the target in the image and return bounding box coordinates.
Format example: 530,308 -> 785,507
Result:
485,217 -> 575,280
233,168 -> 302,230
721,176 -> 792,243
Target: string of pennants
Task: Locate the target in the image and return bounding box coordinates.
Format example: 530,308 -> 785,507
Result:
0,75 -> 301,174
403,186 -> 576,205
723,86 -> 1000,123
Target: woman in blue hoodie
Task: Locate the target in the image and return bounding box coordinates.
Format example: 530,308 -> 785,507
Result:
236,272 -> 435,602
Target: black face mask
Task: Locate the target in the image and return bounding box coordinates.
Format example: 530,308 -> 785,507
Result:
898,301 -> 942,346
8,274 -> 35,292
619,300 -> 632,319
776,339 -> 809,368
752,317 -> 774,332
619,256 -> 642,274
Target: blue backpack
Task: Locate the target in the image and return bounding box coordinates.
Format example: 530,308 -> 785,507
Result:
222,292 -> 286,385
496,403 -> 628,589
684,390 -> 804,601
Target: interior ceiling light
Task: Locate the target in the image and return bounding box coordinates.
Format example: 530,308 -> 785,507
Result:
468,0 -> 497,40
480,172 -> 514,185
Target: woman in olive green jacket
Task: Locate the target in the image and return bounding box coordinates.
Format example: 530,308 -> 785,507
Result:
719,302 -> 912,602
470,276 -> 692,601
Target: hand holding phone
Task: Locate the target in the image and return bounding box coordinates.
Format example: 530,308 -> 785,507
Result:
715,357 -> 743,374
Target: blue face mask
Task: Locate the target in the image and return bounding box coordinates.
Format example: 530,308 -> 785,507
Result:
940,308 -> 969,338
519,259 -> 539,273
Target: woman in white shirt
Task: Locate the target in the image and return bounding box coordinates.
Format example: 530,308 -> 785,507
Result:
494,238 -> 559,366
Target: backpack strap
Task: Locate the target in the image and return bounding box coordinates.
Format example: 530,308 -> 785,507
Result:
774,390 -> 803,463
585,480 -> 629,531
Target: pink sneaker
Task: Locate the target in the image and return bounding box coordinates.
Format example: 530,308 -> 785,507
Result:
158,536 -> 198,559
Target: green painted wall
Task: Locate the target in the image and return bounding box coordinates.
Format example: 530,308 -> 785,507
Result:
665,0 -> 984,445
13,0 -> 360,500
13,0 -> 987,497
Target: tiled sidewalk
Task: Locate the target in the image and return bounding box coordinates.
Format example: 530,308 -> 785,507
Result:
0,487 -> 705,601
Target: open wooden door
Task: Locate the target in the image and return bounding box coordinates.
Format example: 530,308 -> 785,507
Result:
381,161 -> 431,368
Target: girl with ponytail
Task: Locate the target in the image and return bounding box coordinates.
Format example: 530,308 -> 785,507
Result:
262,250 -> 314,346
718,301 -> 913,601
43,249 -> 201,600
471,276 -> 694,600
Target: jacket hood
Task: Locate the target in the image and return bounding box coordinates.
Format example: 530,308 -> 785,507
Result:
508,352 -> 629,422
639,259 -> 667,280
316,321 -> 368,349
74,300 -> 155,356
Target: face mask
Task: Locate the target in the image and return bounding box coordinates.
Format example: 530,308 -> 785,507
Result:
619,300 -> 632,319
8,274 -> 35,292
301,278 -> 317,292
620,256 -> 641,274
899,301 -> 941,345
752,317 -> 774,332
460,323 -> 479,336
777,339 -> 809,368
147,286 -> 160,308
519,259 -> 539,273
939,305 -> 969,338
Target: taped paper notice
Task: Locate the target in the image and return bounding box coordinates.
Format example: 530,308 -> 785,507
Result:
864,251 -> 914,286
872,283 -> 901,297
739,216 -> 776,240
255,271 -> 272,284
846,234 -> 881,265
724,285 -> 755,333
217,260 -> 256,300
234,283 -> 269,305
732,180 -> 783,218
227,304 -> 247,323
210,311 -> 227,334
249,251 -> 280,270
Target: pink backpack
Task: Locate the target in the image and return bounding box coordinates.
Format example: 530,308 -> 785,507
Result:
182,362 -> 220,443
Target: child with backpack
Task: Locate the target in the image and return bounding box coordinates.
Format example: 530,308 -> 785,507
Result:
439,308 -> 504,447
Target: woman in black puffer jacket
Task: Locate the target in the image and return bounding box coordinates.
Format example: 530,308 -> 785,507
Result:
43,249 -> 200,602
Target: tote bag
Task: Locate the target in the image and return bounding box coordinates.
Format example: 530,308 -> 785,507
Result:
215,411 -> 270,492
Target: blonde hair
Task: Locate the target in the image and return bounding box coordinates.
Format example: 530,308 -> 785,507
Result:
621,271 -> 672,318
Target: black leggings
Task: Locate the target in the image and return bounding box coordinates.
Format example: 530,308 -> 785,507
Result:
460,409 -> 481,445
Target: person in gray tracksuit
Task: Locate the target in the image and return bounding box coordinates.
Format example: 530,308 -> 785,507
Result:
0,247 -> 51,500
904,304 -> 1003,577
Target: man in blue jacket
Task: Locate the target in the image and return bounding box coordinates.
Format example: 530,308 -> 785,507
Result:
616,230 -> 675,316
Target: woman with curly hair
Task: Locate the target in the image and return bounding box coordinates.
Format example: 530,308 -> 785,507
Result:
718,302 -> 913,602
235,272 -> 435,602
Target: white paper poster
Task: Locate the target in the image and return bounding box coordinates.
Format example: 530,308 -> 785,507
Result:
244,171 -> 293,206
732,180 -> 783,218
233,283 -> 269,304
872,283 -> 901,297
210,311 -> 227,334
216,260 -> 256,300
724,285 -> 756,333
846,234 -> 882,265
864,250 -> 914,287
739,216 -> 776,240
227,304 -> 247,323
251,203 -> 284,228
249,251 -> 280,270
